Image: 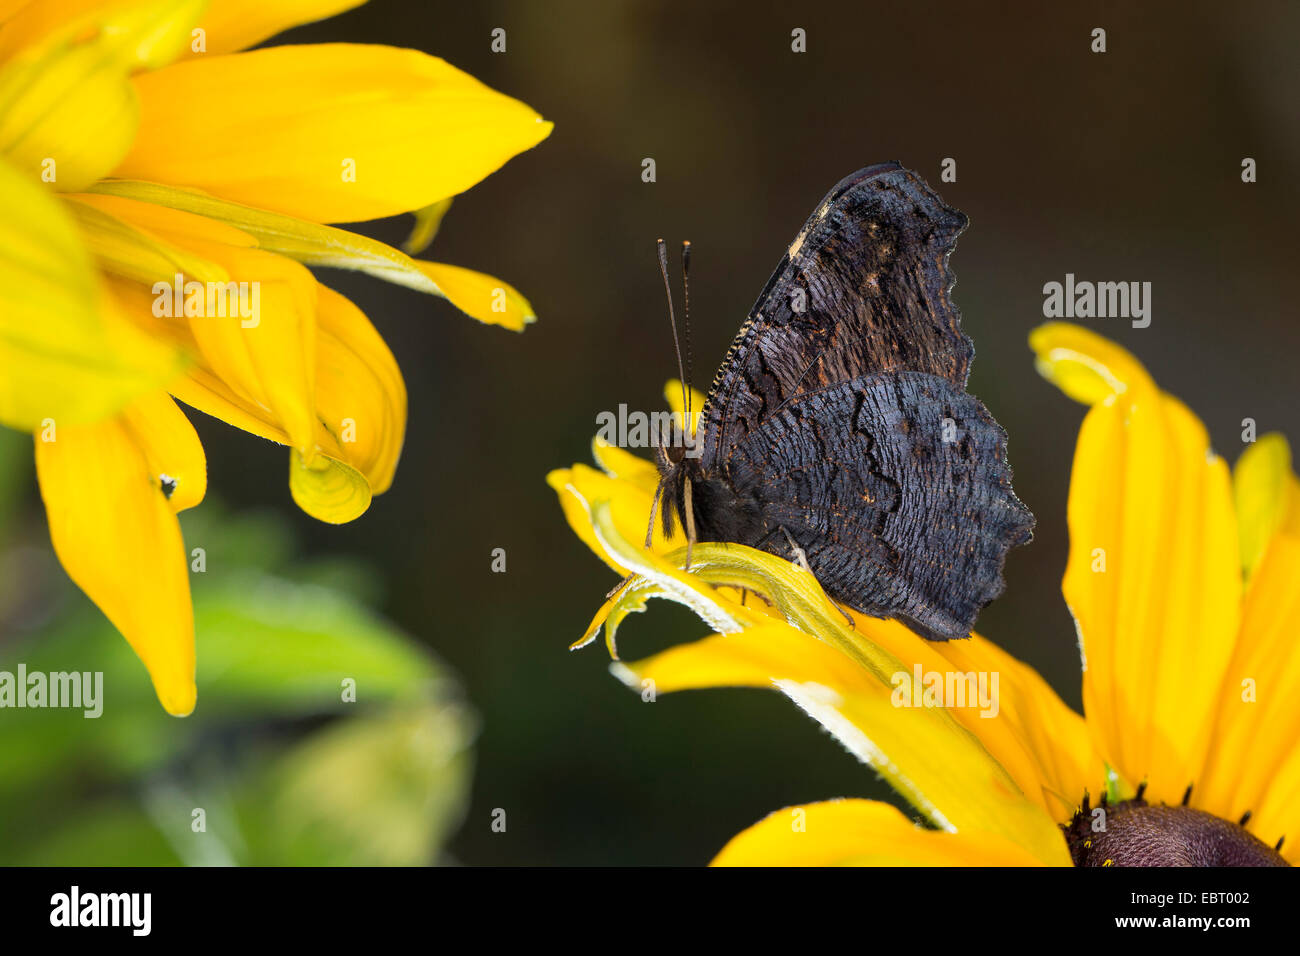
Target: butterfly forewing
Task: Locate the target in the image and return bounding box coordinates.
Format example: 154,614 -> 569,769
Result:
697,162 -> 974,473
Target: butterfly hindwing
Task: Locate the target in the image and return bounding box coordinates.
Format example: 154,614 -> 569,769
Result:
720,374 -> 1033,640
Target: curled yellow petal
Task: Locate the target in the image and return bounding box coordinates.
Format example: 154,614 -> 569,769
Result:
1029,322 -> 1153,406
35,396 -> 197,716
712,799 -> 1052,866
289,447 -> 371,523
313,284 -> 406,493
0,158 -> 184,432
115,44 -> 553,223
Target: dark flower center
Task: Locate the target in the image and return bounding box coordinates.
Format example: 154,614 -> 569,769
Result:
1063,791 -> 1289,867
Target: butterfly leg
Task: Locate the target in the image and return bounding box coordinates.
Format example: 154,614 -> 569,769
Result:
826,596 -> 858,630
777,526 -> 856,629
682,474 -> 698,571
778,525 -> 812,574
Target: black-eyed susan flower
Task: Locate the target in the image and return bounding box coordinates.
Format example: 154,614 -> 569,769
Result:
1,0 -> 551,715
549,326 -> 1297,866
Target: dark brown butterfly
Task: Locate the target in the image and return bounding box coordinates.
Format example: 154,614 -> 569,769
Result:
653,162 -> 1033,641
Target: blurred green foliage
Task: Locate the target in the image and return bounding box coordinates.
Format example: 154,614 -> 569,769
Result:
0,460 -> 474,866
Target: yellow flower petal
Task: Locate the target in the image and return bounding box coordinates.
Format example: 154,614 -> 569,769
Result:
590,439 -> 661,496
0,157 -> 183,432
593,504 -> 1069,863
1199,531 -> 1300,854
35,395 -> 197,716
120,390 -> 206,514
712,799 -> 1053,866
289,447 -> 371,523
1029,322 -> 1153,405
1062,388 -> 1239,805
114,44 -> 553,223
313,283 -> 405,494
909,629 -> 1103,822
66,194 -> 232,287
89,180 -> 537,327
187,0 -> 366,57
0,0 -> 203,190
547,462 -> 684,578
402,197 -> 452,255
104,275 -> 401,506
663,378 -> 706,436
1234,433 -> 1296,579
92,213 -> 321,455
413,261 -> 537,331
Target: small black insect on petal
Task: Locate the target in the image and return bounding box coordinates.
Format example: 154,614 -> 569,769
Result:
159,474 -> 178,500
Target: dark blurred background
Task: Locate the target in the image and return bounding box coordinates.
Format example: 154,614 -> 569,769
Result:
9,1 -> 1300,865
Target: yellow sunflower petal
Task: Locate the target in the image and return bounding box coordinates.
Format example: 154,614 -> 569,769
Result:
1199,531 -> 1300,853
0,0 -> 203,190
1029,322 -> 1153,405
120,390 -> 206,513
289,447 -> 371,523
114,44 -> 553,223
104,275 -> 400,502
592,504 -> 1068,863
187,0 -> 366,57
35,397 -> 197,716
1234,433 -> 1296,579
914,628 -> 1103,822
618,617 -> 1068,863
711,799 -> 1053,866
547,462 -> 684,576
83,195 -> 319,449
590,440 -> 661,496
98,220 -> 321,456
65,194 -> 232,287
663,378 -> 707,437
402,197 -> 452,255
313,284 -> 405,493
1052,338 -> 1239,804
0,158 -> 184,432
413,261 -> 537,331
89,181 -> 536,327
1199,450 -> 1300,850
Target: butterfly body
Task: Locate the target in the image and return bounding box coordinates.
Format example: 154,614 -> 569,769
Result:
657,163 -> 1033,641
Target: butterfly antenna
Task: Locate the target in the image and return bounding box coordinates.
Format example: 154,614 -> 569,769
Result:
657,239 -> 690,433
681,240 -> 693,429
